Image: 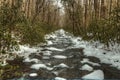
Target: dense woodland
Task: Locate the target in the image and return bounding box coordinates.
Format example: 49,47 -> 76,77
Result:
0,0 -> 62,54
0,0 -> 120,79
62,0 -> 120,45
0,0 -> 120,64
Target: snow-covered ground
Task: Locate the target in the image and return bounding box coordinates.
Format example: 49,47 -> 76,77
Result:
80,64 -> 93,71
45,29 -> 119,79
81,58 -> 100,66
30,63 -> 53,70
54,77 -> 66,80
53,55 -> 67,59
7,29 -> 120,79
29,73 -> 38,77
45,29 -> 120,69
82,70 -> 104,80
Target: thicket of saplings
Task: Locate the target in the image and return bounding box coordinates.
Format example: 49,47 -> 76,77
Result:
65,7 -> 120,48
0,2 -> 57,56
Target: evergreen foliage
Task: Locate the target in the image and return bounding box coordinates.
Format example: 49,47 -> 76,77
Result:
0,0 -> 58,55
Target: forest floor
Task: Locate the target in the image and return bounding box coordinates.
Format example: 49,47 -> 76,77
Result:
1,29 -> 120,80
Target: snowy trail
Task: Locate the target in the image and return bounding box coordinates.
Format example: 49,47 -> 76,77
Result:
15,29 -> 120,79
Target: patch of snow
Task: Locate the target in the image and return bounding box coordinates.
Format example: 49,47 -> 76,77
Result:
42,56 -> 50,59
19,45 -> 38,53
29,73 -> 38,77
15,45 -> 40,57
0,59 -> 8,66
46,47 -> 64,51
84,46 -> 105,57
43,51 -> 52,56
81,58 -> 100,66
59,29 -> 65,34
24,58 -> 39,63
14,29 -> 120,70
55,63 -> 69,68
45,33 -> 57,40
45,29 -> 73,41
54,77 -> 66,80
83,44 -> 120,69
46,67 -> 53,71
30,63 -> 53,70
80,64 -> 93,71
82,70 -> 104,80
87,33 -> 93,37
52,71 -> 59,76
53,55 -> 67,59
47,41 -> 53,45
30,64 -> 47,70
46,29 -> 120,70
46,63 -> 51,66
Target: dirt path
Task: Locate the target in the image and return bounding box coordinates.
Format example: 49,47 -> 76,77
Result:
2,29 -> 120,80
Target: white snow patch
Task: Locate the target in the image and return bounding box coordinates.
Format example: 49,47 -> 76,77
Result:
45,33 -> 57,40
46,29 -> 120,70
15,45 -> 41,57
24,58 -> 39,63
30,63 -> 53,70
14,29 -> 120,70
81,58 -> 100,66
46,47 -> 64,51
42,56 -> 50,59
46,63 -> 51,66
55,77 -> 66,80
82,70 -> 104,80
45,29 -> 73,42
55,63 -> 69,68
52,71 -> 59,76
47,41 -> 53,45
43,51 -> 52,56
83,44 -> 120,69
19,45 -> 38,53
80,64 -> 93,71
84,46 -> 105,57
29,73 -> 38,77
53,55 -> 67,59
31,64 -> 46,70
0,60 -> 8,66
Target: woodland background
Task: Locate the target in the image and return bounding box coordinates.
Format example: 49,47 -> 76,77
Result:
0,0 -> 120,54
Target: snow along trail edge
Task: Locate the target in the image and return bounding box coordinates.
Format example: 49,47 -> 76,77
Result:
12,29 -> 120,79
